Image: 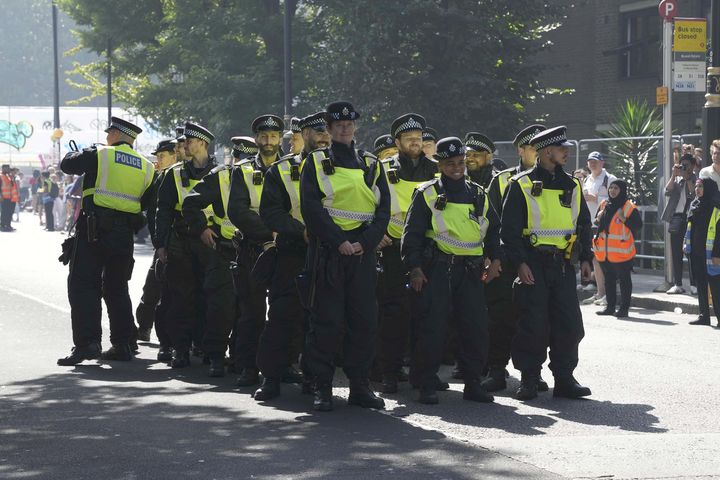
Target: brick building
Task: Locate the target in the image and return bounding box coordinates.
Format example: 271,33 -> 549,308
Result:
527,0 -> 710,142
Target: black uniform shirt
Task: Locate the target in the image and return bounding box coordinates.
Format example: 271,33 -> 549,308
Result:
387,152 -> 438,182
487,164 -> 526,218
155,158 -> 216,248
300,140 -> 390,252
501,164 -> 593,268
401,174 -> 501,270
60,141 -> 154,214
260,153 -> 306,248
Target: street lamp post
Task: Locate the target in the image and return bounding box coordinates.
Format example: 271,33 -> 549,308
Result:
52,1 -> 61,163
702,0 -> 720,159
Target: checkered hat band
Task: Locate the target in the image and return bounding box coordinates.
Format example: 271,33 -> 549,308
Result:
518,133 -> 535,146
436,146 -> 466,159
394,118 -> 424,135
330,112 -> 356,120
535,134 -> 566,150
234,145 -> 257,154
185,129 -> 212,143
301,117 -> 326,129
263,117 -> 280,128
467,139 -> 491,151
112,123 -> 138,139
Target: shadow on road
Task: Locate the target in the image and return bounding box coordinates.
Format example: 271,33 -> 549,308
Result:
0,369 -> 556,480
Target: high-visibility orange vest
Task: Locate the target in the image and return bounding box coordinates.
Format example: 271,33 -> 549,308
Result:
593,199 -> 637,263
1,174 -> 19,202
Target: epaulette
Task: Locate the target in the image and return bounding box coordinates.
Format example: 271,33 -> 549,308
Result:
511,169 -> 533,182
237,158 -> 255,168
466,178 -> 486,196
279,152 -> 296,162
416,178 -> 440,192
210,164 -> 230,175
495,166 -> 517,177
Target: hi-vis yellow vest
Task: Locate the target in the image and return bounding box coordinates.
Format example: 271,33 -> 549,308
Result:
495,169 -> 514,199
172,163 -> 214,224
276,155 -> 304,223
420,179 -> 489,256
516,174 -> 581,250
312,149 -> 381,231
383,157 -> 427,239
704,207 -> 720,276
238,158 -> 265,212
213,167 -> 237,240
82,144 -> 154,214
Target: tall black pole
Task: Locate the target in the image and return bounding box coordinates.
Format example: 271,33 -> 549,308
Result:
283,0 -> 292,122
107,38 -> 112,125
52,1 -> 60,130
702,0 -> 720,163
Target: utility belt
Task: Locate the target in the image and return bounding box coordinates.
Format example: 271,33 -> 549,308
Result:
84,209 -> 144,242
528,245 -> 570,265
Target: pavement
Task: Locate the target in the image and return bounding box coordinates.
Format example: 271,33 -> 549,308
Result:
1,211 -> 720,480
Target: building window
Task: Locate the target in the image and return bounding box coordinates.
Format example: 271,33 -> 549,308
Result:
622,8 -> 661,78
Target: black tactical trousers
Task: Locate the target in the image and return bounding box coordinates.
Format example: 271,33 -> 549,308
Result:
233,242 -> 268,369
376,243 -> 412,376
485,268 -> 519,369
304,249 -> 379,384
256,248 -> 306,379
68,221 -> 135,347
134,250 -> 171,346
410,256 -> 489,388
511,252 -> 584,377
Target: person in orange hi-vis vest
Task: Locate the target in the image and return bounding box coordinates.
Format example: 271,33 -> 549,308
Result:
593,180 -> 642,318
1,164 -> 20,232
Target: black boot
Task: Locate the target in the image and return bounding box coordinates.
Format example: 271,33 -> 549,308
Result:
689,316 -> 711,325
537,373 -> 549,392
171,349 -> 190,368
480,366 -> 507,392
614,308 -> 629,318
411,374 -> 449,391
281,366 -> 303,384
208,356 -> 225,377
348,379 -> 385,409
236,367 -> 260,387
515,372 -> 539,401
157,346 -> 173,363
553,375 -> 592,399
254,378 -> 281,401
596,308 -> 615,316
451,363 -> 463,379
101,344 -> 133,361
418,387 -> 439,404
313,383 -> 334,411
463,380 -> 494,403
380,373 -> 398,394
137,328 -> 151,342
57,343 -> 101,366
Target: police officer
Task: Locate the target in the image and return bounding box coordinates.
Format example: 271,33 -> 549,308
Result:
422,128 -> 438,158
300,101 -> 390,411
174,126 -> 187,162
289,117 -> 304,155
134,139 -> 178,362
401,137 -> 499,404
374,134 -> 398,160
253,111 -> 332,401
375,113 -> 437,394
155,122 -> 218,369
231,136 -> 258,163
57,117 -> 154,365
501,125 -> 593,400
233,114 -> 284,387
464,133 -> 495,188
482,124 -> 547,392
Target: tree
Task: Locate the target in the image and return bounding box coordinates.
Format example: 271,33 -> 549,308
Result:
57,0 -> 571,145
603,99 -> 663,206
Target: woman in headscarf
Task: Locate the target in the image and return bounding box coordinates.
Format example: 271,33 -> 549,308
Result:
684,178 -> 720,326
593,180 -> 643,318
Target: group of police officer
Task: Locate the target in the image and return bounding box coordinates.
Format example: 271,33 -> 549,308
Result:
56,101 -> 593,411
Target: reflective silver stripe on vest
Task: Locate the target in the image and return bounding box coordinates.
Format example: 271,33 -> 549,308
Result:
278,161 -> 301,216
314,152 -> 335,205
431,232 -> 483,250
324,207 -> 375,222
529,228 -> 576,236
521,177 -> 579,239
93,188 -> 141,202
389,217 -> 404,227
242,167 -> 261,209
421,185 -> 488,249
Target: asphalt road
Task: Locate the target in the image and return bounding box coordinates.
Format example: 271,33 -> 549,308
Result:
1,211 -> 719,480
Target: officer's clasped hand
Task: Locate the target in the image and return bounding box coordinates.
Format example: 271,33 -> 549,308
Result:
409,267 -> 428,292
201,228 -> 218,249
517,262 -> 535,285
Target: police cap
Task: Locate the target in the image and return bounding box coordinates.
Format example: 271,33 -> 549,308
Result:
464,132 -> 495,153
325,101 -> 360,122
512,124 -> 546,148
391,113 -> 426,138
252,114 -> 284,134
373,134 -> 396,156
434,137 -> 466,161
151,139 -> 177,156
183,122 -> 215,143
105,116 -> 142,139
529,126 -> 573,150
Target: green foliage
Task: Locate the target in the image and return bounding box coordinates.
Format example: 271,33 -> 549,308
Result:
56,0 -> 570,144
603,99 -> 664,205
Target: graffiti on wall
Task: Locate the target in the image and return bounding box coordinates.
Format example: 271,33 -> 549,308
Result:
0,120 -> 34,150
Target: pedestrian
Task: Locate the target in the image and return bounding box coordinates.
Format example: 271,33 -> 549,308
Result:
501,125 -> 593,401
684,178 -> 720,326
662,153 -> 697,294
300,101 -> 390,412
375,113 -> 437,394
482,124 -> 549,393
39,171 -> 58,232
594,180 -> 642,318
402,136 -> 499,405
581,151 -> 616,307
252,111 -> 331,401
18,171 -> 29,208
232,114 -> 284,388
57,117 -> 154,365
155,122 -> 219,369
30,169 -> 42,225
698,139 -> 720,185
0,164 -> 19,231
51,173 -> 65,231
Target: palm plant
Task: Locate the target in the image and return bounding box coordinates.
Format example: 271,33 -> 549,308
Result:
603,99 -> 663,205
